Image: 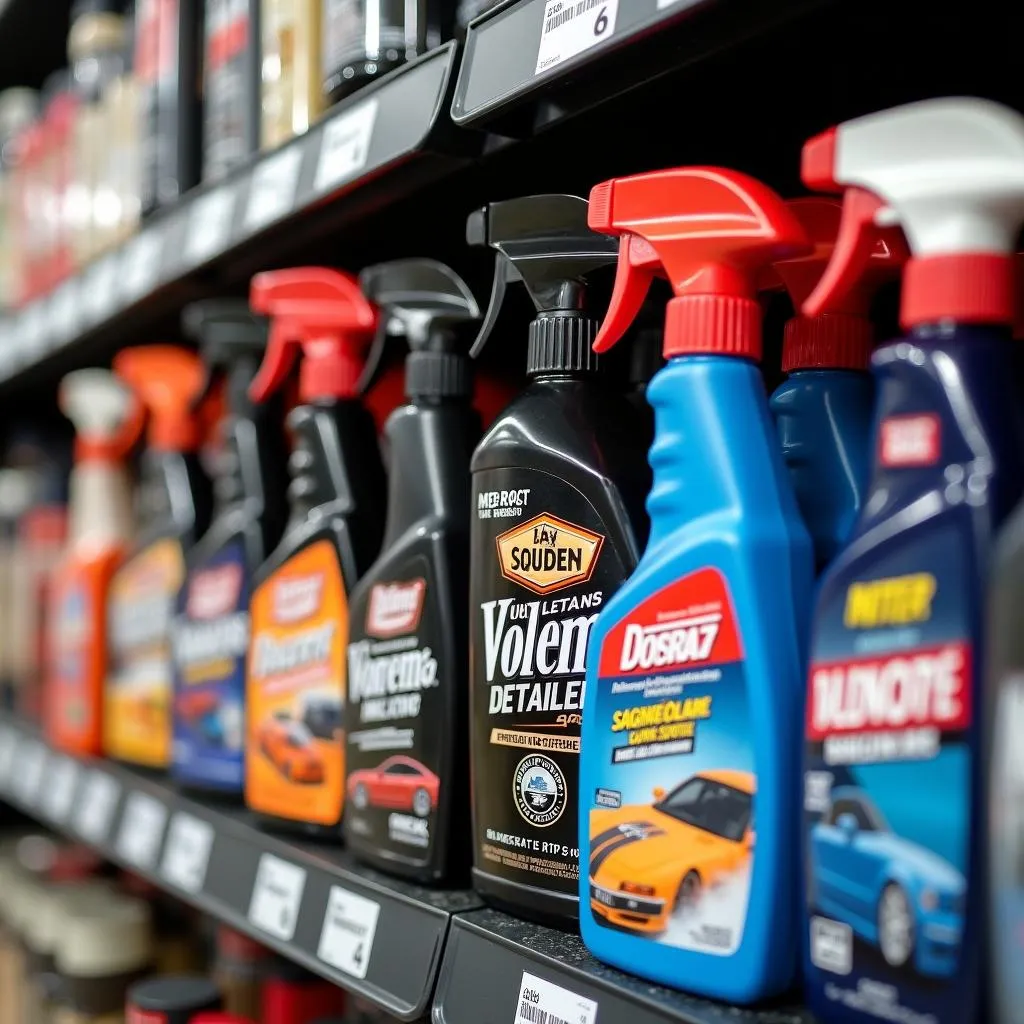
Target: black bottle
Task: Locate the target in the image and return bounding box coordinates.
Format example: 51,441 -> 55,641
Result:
245,267 -> 386,838
343,259 -> 480,881
466,195 -> 651,927
171,301 -> 290,797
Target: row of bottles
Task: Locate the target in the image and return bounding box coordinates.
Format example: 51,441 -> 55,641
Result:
31,95 -> 1024,1024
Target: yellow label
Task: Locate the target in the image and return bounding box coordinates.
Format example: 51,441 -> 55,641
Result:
843,573 -> 937,628
104,538 -> 184,767
246,540 -> 347,825
495,513 -> 604,595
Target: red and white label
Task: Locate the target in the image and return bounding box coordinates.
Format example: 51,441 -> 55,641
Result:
187,564 -> 242,619
599,568 -> 743,677
807,642 -> 971,740
272,574 -> 324,624
366,579 -> 426,638
879,414 -> 941,468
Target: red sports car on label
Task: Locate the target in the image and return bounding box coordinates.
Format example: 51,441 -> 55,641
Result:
348,755 -> 439,817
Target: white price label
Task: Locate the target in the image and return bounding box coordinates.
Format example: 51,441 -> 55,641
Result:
74,771 -> 121,843
116,791 -> 168,869
15,740 -> 48,805
0,727 -> 16,788
85,256 -> 120,321
161,812 -> 214,894
246,147 -> 303,230
23,303 -> 49,357
248,853 -> 306,940
50,280 -> 80,342
42,757 -> 80,823
514,973 -> 598,1024
535,0 -> 618,74
314,100 -> 378,194
187,186 -> 236,263
120,231 -> 163,300
317,886 -> 380,979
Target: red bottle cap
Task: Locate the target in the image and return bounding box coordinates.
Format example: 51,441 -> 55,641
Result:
588,168 -> 810,360
113,346 -> 206,452
249,268 -> 379,403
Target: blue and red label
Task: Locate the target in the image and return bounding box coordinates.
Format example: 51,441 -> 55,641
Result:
805,528 -> 970,1019
588,568 -> 754,955
171,540 -> 250,790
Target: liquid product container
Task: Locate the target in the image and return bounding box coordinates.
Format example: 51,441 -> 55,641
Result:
0,88 -> 38,308
260,0 -> 323,149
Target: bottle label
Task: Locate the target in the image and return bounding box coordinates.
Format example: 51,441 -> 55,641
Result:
470,470 -> 630,900
171,539 -> 250,789
804,530 -> 970,1015
105,538 -> 185,767
346,557 -> 446,862
247,539 -> 347,824
49,570 -> 95,744
587,568 -> 753,954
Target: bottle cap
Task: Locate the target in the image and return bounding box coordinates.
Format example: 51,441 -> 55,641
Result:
60,368 -> 144,461
127,975 -> 222,1021
113,346 -> 205,452
56,896 -> 153,978
25,880 -> 117,956
249,268 -> 378,402
588,168 -> 810,360
802,97 -> 1024,329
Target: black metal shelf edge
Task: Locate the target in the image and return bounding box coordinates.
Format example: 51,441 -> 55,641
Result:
0,713 -> 482,1021
0,40 -> 470,389
434,908 -> 815,1024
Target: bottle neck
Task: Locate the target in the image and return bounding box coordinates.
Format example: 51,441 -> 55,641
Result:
69,461 -> 134,549
527,313 -> 600,375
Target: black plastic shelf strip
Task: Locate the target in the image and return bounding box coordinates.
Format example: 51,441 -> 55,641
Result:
0,40 -> 466,385
0,713 -> 481,1020
435,909 -> 815,1024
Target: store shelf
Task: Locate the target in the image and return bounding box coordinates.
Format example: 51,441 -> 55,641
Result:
0,712 -> 481,1021
435,909 -> 813,1024
451,0 -> 827,135
0,39 -> 471,388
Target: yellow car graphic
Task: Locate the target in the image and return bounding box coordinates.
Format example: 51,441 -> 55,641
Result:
589,769 -> 755,934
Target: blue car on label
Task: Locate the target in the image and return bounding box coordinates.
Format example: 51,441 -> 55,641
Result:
810,786 -> 965,977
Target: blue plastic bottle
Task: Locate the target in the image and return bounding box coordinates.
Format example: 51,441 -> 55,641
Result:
799,99 -> 1024,1024
769,198 -> 907,573
578,168 -> 815,1003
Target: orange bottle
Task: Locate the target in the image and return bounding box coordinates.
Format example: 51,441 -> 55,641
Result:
47,370 -> 140,755
104,347 -> 213,769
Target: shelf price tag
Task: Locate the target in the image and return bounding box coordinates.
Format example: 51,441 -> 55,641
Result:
50,280 -> 80,343
314,99 -> 378,195
245,147 -> 303,231
186,186 -> 236,263
248,853 -> 306,941
0,726 -> 18,789
42,757 -> 80,823
117,791 -> 168,869
23,303 -> 49,358
161,812 -> 214,894
534,0 -> 618,74
15,740 -> 48,806
515,973 -> 598,1024
74,770 -> 121,844
85,255 -> 120,322
120,231 -> 164,301
317,886 -> 380,979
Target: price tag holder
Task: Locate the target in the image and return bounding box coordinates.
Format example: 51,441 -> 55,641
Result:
0,727 -> 16,789
317,885 -> 380,979
15,740 -> 48,806
514,973 -> 598,1024
314,100 -> 379,194
534,0 -> 618,74
23,303 -> 49,359
52,279 -> 80,343
116,791 -> 168,870
245,147 -> 303,231
119,230 -> 164,301
161,812 -> 214,894
74,770 -> 121,844
248,853 -> 306,941
85,255 -> 120,322
42,757 -> 80,823
186,186 -> 236,264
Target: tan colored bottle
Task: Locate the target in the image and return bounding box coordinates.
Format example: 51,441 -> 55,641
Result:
100,16 -> 140,251
260,0 -> 323,149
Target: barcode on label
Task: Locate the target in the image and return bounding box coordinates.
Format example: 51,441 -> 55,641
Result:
514,973 -> 597,1024
519,1002 -> 571,1024
534,0 -> 618,75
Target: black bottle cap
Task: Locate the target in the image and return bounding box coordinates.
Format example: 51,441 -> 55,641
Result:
527,314 -> 599,375
127,976 -> 222,1022
358,259 -> 479,401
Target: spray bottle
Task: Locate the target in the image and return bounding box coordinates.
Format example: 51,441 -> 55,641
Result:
171,301 -> 290,796
106,346 -> 213,769
768,198 -> 907,572
245,267 -> 386,836
578,167 -> 814,1001
343,259 -> 480,881
467,194 -> 651,928
46,370 -> 141,756
799,98 -> 1024,1024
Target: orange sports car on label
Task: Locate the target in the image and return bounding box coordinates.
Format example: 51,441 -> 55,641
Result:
255,715 -> 325,784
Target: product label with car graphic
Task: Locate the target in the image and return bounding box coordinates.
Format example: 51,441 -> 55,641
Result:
589,567 -> 754,955
171,540 -> 249,789
247,539 -> 347,824
805,531 -> 969,1021
346,560 -> 444,858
